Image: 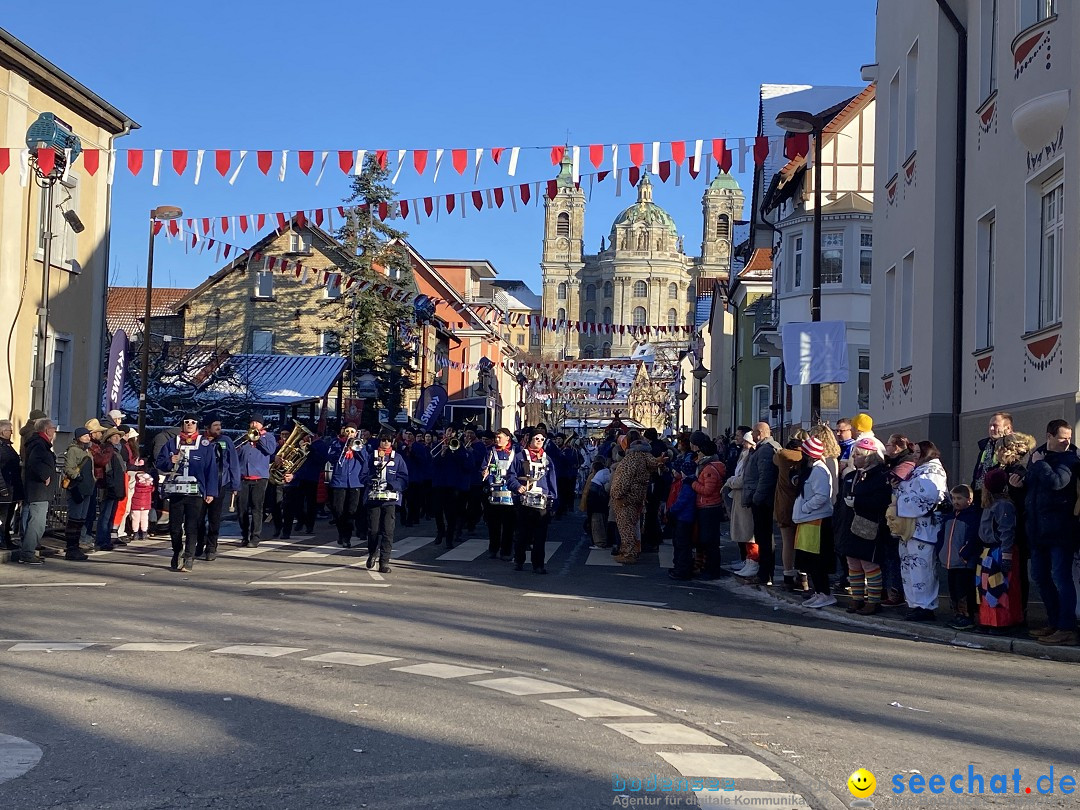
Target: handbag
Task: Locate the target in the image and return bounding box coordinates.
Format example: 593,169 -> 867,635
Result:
795,520 -> 822,554
849,514 -> 879,541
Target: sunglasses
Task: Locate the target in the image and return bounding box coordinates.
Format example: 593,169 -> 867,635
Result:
183,420 -> 197,424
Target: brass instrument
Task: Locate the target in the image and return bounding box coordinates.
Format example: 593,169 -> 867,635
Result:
269,420 -> 315,485
349,438 -> 365,453
431,436 -> 462,457
235,427 -> 260,448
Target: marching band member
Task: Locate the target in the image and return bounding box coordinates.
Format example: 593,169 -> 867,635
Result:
401,429 -> 431,527
327,426 -> 367,548
236,414 -> 277,548
155,414 -> 219,572
196,419 -> 240,561
363,431 -> 409,573
484,428 -> 517,560
506,428 -> 559,574
431,425 -> 469,548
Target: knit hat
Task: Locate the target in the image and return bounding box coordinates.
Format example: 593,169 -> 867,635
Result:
742,431 -> 756,446
689,430 -> 710,448
73,427 -> 90,440
802,436 -> 825,459
851,413 -> 874,434
28,409 -> 48,421
984,467 -> 1008,495
249,414 -> 267,425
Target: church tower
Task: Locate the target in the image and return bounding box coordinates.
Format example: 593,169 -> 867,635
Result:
700,171 -> 745,277
539,155 -> 585,359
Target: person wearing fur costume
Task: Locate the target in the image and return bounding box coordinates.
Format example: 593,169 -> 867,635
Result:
894,440 -> 949,620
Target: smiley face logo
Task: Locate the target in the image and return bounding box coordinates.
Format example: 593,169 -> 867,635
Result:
848,768 -> 876,798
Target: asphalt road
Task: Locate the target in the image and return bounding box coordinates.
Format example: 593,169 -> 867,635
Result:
2,513 -> 1078,809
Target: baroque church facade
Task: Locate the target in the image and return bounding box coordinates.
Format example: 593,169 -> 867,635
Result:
539,159 -> 745,359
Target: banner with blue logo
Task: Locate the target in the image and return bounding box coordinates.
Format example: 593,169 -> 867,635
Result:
415,384 -> 447,430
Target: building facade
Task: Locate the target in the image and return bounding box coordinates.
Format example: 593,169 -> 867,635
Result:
725,250 -> 774,433
538,157 -> 744,360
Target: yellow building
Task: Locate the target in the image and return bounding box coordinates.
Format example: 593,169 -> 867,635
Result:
0,28 -> 137,440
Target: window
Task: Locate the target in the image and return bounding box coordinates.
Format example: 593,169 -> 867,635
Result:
792,236 -> 804,289
905,41 -> 918,160
255,270 -> 274,298
557,307 -> 566,324
859,233 -> 873,285
516,333 -> 525,346
557,282 -> 567,300
981,0 -> 999,99
668,282 -> 678,299
583,345 -> 595,359
888,71 -> 900,179
1037,177 -> 1064,328
319,331 -> 340,355
900,253 -> 914,367
822,232 -> 844,284
556,212 -> 570,237
858,351 -> 870,410
530,328 -> 540,346
585,308 -> 595,324
252,329 -> 273,354
668,308 -> 678,328
325,272 -> 342,299
687,284 -> 695,302
288,231 -> 309,253
37,176 -> 80,269
602,342 -> 611,358
716,214 -> 730,240
632,307 -> 647,327
884,266 -> 896,372
821,384 -> 841,421
48,334 -> 72,430
603,307 -> 612,324
585,283 -> 596,301
1020,0 -> 1056,29
633,280 -> 648,297
752,385 -> 770,422
976,214 -> 996,349
604,280 -> 613,297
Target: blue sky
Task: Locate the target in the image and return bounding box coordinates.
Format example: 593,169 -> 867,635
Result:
4,1 -> 875,293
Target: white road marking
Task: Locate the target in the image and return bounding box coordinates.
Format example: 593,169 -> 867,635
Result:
522,593 -> 667,607
436,538 -> 488,561
586,549 -> 620,566
210,645 -> 306,657
390,536 -> 436,558
8,642 -> 96,651
0,734 -> 42,785
246,580 -> 390,588
470,676 -> 577,696
392,662 -> 491,679
0,582 -> 107,588
219,540 -> 293,558
694,792 -> 808,807
288,541 -> 348,559
656,752 -> 783,781
658,545 -> 674,569
543,542 -> 562,563
541,697 -> 655,718
604,722 -> 725,746
112,642 -> 200,652
302,652 -> 399,667
367,570 -> 385,581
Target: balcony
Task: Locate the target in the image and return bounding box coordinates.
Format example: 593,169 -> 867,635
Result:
749,294 -> 782,357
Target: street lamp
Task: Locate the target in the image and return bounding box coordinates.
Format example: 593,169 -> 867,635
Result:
516,371 -> 528,428
138,205 -> 183,437
776,109 -> 825,422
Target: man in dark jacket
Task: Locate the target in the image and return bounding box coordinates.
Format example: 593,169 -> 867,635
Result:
19,417 -> 56,565
235,414 -> 277,548
1024,419 -> 1079,646
742,421 -> 781,582
971,411 -> 1013,503
197,419 -> 241,560
0,419 -> 23,549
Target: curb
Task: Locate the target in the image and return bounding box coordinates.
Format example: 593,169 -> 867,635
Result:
707,576 -> 1080,664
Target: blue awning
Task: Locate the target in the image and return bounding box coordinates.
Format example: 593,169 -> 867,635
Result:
224,354 -> 348,406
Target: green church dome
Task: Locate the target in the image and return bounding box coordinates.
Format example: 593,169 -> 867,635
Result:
609,174 -> 678,238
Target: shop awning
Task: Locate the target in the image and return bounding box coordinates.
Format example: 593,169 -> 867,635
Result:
224,354 -> 348,406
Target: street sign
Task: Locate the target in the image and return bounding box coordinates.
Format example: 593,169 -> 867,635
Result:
356,373 -> 379,399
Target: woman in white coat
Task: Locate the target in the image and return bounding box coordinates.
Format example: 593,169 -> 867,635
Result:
894,440 -> 948,621
792,436 -> 837,607
722,432 -> 757,569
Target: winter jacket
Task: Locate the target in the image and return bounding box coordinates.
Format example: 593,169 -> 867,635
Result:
63,441 -> 96,504
691,455 -> 727,509
154,433 -> 220,499
834,463 -> 893,562
506,449 -> 558,506
327,439 -> 368,489
22,432 -> 55,503
938,505 -> 982,568
205,433 -> 241,492
667,476 -> 697,524
131,473 -> 154,511
743,438 -> 781,507
554,445 -> 581,480
721,451 -> 754,542
0,437 -> 22,502
120,441 -> 142,472
362,450 -> 409,504
432,443 -> 472,490
979,499 -> 1016,555
1024,449 -> 1080,549
236,430 -> 277,479
895,458 -> 948,544
773,447 -> 803,529
582,468 -> 610,514
403,441 -> 432,484
91,441 -> 114,484
791,459 -> 834,524
971,435 -> 1004,495
884,449 -> 917,485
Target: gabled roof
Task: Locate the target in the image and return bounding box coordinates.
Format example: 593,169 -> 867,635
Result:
488,279 -> 541,311
107,286 -> 191,336
428,258 -> 497,279
399,240 -> 497,337
742,248 -> 774,274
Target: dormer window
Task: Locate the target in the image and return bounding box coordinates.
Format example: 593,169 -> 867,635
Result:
288,231 -> 309,254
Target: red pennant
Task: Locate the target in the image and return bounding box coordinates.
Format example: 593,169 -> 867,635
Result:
338,150 -> 353,174
257,151 -> 273,174
239,215 -> 249,233
295,210 -> 307,229
494,187 -> 504,208
628,167 -> 640,186
550,145 -> 565,165
546,179 -> 558,200
337,206 -> 346,217
375,150 -> 388,169
658,160 -> 671,182
314,208 -> 324,227
166,150 -> 186,176
297,151 -> 314,175
597,170 -> 610,182
201,218 -> 211,235
446,194 -> 455,214
36,148 -> 56,176
215,150 -> 230,176
688,157 -> 699,179
378,202 -> 388,220
670,141 -> 686,165
399,200 -> 409,220
424,197 -> 434,217
152,221 -> 164,236
224,244 -> 232,258
520,183 -> 531,205
784,133 -> 809,159
451,149 -> 468,174
711,139 -> 726,164
257,213 -> 266,230
491,147 -> 504,164
82,149 -> 99,176
168,220 -> 179,236
754,136 -> 770,165
472,190 -> 483,211
127,149 -> 143,175
276,212 -> 287,230
719,148 -> 733,173
629,143 -> 644,166
267,257 -> 278,269
589,144 -> 604,168
413,150 -> 428,175
220,217 -> 229,233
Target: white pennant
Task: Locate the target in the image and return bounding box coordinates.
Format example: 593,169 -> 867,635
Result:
278,150 -> 288,182
693,139 -> 703,169
354,149 -> 366,174
508,146 -> 520,177
391,149 -> 406,184
473,147 -> 483,183
229,150 -> 248,185
413,199 -> 420,224
651,141 -> 660,174
738,138 -> 750,173
510,184 -> 518,212
194,149 -> 205,185
612,144 -> 620,197
151,149 -> 162,186
571,145 -> 580,183
433,148 -> 444,183
486,188 -> 494,208
106,149 -> 117,185
17,148 -> 28,187
315,151 -> 329,185
460,192 -> 465,218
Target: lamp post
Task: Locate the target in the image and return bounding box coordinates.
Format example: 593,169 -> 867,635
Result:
138,205 -> 183,437
775,109 -> 826,423
516,371 -> 528,429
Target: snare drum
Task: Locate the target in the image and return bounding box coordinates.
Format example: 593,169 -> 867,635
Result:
488,488 -> 514,507
521,491 -> 548,511
162,477 -> 200,496
368,489 -> 398,503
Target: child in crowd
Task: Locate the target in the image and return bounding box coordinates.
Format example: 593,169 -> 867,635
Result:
666,458 -> 698,581
582,459 -> 611,549
130,471 -> 154,541
937,484 -> 982,630
976,468 -> 1024,632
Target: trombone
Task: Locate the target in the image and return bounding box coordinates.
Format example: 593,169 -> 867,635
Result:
431,436 -> 462,457
234,427 -> 260,448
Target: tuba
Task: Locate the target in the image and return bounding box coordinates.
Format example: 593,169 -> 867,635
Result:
270,420 -> 315,485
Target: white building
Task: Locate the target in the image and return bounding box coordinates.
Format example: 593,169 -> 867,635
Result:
756,86 -> 876,431
871,0 -> 1075,474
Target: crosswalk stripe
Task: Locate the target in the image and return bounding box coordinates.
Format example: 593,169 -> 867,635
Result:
436,538 -> 488,561
541,697 -> 655,718
219,540 -> 293,558
656,752 -> 782,781
604,723 -> 725,746
9,642 -> 96,651
289,541 -> 347,559
586,548 -> 620,566
470,676 -> 577,696
543,542 -> 562,563
391,536 -> 435,558
112,642 -> 200,652
658,545 -> 674,569
210,645 -> 305,657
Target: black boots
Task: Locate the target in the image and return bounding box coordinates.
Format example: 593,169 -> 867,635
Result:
64,520 -> 88,561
